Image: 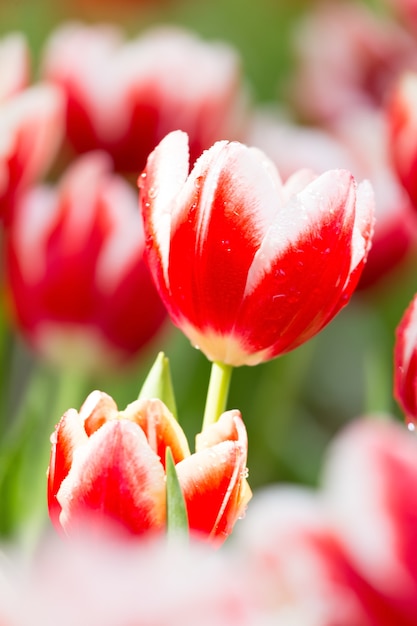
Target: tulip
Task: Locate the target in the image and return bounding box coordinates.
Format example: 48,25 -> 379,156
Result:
48,390 -> 251,544
0,84 -> 64,225
5,151 -> 166,373
394,292 -> 417,427
139,130 -> 375,369
322,417 -> 417,624
387,71 -> 417,210
235,416 -> 417,626
40,23 -> 248,174
288,1 -> 417,124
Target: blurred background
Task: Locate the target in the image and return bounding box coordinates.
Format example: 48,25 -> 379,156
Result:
1,0 -> 416,543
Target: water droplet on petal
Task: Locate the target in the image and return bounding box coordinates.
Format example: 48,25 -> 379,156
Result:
194,176 -> 204,189
407,420 -> 416,433
148,186 -> 158,199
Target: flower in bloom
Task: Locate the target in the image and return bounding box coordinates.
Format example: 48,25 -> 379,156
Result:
40,23 -> 248,174
48,390 -> 250,544
387,71 -> 417,210
235,416 -> 417,625
5,151 -> 166,373
139,130 -> 374,367
0,83 -> 64,225
394,292 -> 417,427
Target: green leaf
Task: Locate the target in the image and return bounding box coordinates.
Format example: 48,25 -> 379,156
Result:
165,447 -> 189,539
138,352 -> 178,419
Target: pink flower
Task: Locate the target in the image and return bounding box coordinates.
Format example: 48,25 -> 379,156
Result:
5,151 -> 166,373
394,292 -> 417,427
139,130 -> 374,367
40,23 -> 248,174
0,84 -> 64,225
48,390 -> 251,544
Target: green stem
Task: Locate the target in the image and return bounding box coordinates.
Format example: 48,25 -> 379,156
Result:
202,361 -> 233,430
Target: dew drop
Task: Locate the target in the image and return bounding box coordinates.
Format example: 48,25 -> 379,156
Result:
194,176 -> 204,189
148,186 -> 158,199
407,420 -> 416,433
240,467 -> 249,479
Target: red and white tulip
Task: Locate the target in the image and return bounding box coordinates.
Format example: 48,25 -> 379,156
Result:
139,130 -> 375,367
48,390 -> 251,544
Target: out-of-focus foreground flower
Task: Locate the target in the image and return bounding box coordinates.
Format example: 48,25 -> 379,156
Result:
4,151 -> 167,374
40,22 -> 248,174
236,416 -> 417,625
2,416 -> 416,625
47,389 -> 250,545
139,130 -> 374,367
0,533 -> 258,626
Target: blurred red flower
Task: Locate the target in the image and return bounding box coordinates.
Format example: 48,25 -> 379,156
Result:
5,151 -> 166,373
40,23 -> 248,174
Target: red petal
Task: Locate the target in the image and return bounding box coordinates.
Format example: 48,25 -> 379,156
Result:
167,140 -> 280,334
234,171 -> 362,360
47,408 -> 88,528
57,420 -> 166,536
177,438 -> 249,544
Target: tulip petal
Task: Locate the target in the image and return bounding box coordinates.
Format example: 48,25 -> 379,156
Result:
57,420 -> 166,535
122,397 -> 190,466
167,137 -> 284,333
81,389 -> 119,435
139,130 -> 190,315
229,171 -> 373,363
394,293 -> 417,424
176,438 -> 249,544
196,409 -> 247,451
47,408 -> 89,527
